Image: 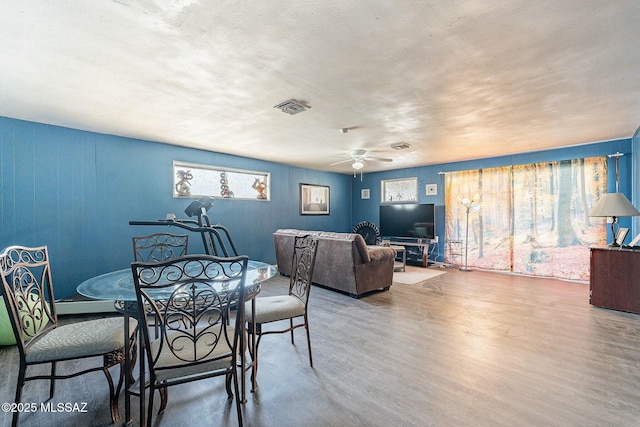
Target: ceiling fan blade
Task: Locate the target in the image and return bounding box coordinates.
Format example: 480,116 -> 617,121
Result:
329,159 -> 354,166
365,156 -> 393,162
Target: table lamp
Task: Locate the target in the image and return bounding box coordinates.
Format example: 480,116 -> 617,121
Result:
589,192 -> 639,247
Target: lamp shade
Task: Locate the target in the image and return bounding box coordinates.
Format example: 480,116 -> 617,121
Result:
589,193 -> 640,217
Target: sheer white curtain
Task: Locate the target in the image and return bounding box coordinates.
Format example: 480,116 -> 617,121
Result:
444,157 -> 607,281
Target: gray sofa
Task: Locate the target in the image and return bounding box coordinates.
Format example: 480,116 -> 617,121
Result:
273,229 -> 396,298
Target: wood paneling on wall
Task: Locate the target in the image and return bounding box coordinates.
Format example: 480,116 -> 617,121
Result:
0,117 -> 352,298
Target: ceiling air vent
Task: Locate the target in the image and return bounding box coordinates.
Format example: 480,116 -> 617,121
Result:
274,99 -> 311,115
390,142 -> 411,150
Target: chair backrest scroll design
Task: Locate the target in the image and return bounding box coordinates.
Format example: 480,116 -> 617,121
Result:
289,235 -> 318,304
0,245 -> 56,354
131,254 -> 249,374
132,233 -> 189,263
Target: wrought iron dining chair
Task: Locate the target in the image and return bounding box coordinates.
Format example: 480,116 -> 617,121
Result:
130,254 -> 249,427
245,234 -> 318,391
132,232 -> 189,263
131,232 -> 190,413
0,245 -> 136,427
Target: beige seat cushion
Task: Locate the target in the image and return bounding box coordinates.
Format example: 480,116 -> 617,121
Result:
245,295 -> 305,324
26,317 -> 136,363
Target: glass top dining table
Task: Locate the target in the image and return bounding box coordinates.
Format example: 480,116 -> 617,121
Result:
77,260 -> 277,301
77,259 -> 276,422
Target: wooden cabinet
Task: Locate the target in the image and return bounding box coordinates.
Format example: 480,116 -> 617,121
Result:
590,246 -> 640,313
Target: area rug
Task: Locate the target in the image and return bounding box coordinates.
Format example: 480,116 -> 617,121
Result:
393,267 -> 446,285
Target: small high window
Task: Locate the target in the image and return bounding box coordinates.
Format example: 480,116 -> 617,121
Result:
173,161 -> 270,201
381,177 -> 418,202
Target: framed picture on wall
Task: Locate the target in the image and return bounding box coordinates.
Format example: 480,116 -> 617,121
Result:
300,183 -> 330,215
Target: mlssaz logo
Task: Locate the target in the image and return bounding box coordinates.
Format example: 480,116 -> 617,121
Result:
40,402 -> 88,413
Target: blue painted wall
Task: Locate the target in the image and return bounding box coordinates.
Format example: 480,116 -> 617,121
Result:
2,115 -> 635,297
352,138 -> 635,261
0,117 -> 352,298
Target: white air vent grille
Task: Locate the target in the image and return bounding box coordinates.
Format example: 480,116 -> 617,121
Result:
274,99 -> 310,115
390,142 -> 411,150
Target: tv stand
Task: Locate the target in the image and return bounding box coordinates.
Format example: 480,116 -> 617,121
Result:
387,238 -> 438,266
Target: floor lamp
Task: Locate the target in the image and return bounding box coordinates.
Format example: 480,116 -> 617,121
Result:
459,195 -> 480,272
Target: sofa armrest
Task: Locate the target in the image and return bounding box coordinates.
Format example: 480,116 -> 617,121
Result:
367,246 -> 397,263
353,246 -> 396,295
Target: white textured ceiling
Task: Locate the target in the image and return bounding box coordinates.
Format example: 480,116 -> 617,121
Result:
1,1 -> 639,173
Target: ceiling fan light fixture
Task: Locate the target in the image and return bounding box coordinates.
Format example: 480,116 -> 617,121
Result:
352,160 -> 365,170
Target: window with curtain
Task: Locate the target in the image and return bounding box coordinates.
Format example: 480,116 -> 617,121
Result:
444,157 -> 607,281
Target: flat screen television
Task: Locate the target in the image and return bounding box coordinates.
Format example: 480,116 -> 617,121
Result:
379,203 -> 435,239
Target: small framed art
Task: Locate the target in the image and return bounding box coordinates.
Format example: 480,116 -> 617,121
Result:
616,228 -> 629,246
300,183 -> 330,215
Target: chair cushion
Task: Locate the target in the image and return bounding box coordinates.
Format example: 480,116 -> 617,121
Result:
0,293 -> 51,346
25,316 -> 136,363
150,329 -> 235,382
245,295 -> 305,324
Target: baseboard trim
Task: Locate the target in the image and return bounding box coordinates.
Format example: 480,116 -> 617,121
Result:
55,300 -> 117,315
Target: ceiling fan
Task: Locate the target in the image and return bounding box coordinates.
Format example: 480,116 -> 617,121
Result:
330,149 -> 393,179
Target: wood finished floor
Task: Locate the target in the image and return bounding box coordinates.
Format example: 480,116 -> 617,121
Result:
1,267 -> 640,427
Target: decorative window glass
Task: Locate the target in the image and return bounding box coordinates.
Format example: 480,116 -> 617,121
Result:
381,177 -> 418,202
173,161 -> 270,201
